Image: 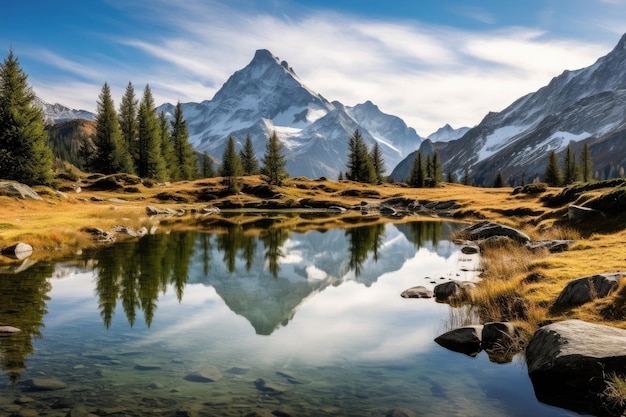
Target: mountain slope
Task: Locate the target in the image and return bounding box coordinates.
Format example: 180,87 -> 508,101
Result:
158,49 -> 423,179
391,33 -> 626,185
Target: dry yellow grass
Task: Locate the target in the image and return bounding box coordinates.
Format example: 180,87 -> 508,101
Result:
1,176 -> 625,330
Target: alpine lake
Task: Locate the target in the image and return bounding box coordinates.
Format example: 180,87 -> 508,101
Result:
0,217 -> 585,417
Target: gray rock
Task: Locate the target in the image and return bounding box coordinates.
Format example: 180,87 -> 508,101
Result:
183,367 -> 222,382
526,240 -> 576,253
434,325 -> 483,356
22,377 -> 67,391
568,205 -> 604,222
1,242 -> 33,259
482,322 -> 517,349
254,378 -> 287,394
463,221 -> 530,243
146,206 -> 176,216
433,280 -> 474,302
134,364 -> 162,371
0,181 -> 42,200
526,320 -> 626,401
400,286 -> 433,299
460,243 -> 480,254
555,272 -> 625,307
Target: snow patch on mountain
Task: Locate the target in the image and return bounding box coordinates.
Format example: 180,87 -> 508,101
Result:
478,124 -> 530,160
427,124 -> 470,143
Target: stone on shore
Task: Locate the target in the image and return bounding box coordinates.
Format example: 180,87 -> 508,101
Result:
0,181 -> 42,200
554,272 -> 625,307
1,242 -> 33,259
434,325 -> 483,356
400,286 -> 433,299
0,325 -> 22,335
463,221 -> 530,243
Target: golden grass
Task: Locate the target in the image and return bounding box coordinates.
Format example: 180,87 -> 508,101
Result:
603,373 -> 626,409
1,176 -> 625,330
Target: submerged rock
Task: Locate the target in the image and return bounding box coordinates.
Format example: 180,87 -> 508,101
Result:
22,377 -> 67,391
183,367 -> 222,383
254,378 -> 287,394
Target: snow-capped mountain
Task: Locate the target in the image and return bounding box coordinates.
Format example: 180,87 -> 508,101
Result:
36,98 -> 95,124
427,124 -> 470,143
158,49 -> 423,178
392,33 -> 626,185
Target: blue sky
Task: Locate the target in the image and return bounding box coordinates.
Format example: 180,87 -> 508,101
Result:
2,0 -> 625,135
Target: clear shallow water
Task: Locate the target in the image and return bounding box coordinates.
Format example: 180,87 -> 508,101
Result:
0,221 -> 580,416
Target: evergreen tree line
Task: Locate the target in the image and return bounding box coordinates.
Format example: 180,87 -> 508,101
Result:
342,130 -> 385,184
544,143 -> 593,186
407,151 -> 443,188
84,81 -> 201,181
219,132 -> 288,192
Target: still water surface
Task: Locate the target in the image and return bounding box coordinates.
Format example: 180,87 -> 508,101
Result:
0,221 -> 580,416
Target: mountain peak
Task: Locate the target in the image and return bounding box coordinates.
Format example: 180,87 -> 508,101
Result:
253,49 -> 276,63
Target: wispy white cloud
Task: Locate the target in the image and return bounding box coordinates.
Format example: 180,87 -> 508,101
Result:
31,0 -> 614,136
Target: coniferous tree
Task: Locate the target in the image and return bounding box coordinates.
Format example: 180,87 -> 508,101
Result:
158,111 -> 177,180
118,81 -> 139,168
0,50 -> 54,185
92,82 -> 134,175
171,102 -> 196,180
544,150 -> 561,186
346,129 -> 376,184
461,169 -> 472,186
581,143 -> 593,182
562,145 -> 579,185
494,170 -> 505,188
261,131 -> 288,185
338,171 -> 343,181
201,152 -> 215,178
408,151 -> 425,188
369,141 -> 385,184
219,136 -> 243,192
431,152 -> 443,186
239,134 -> 259,175
446,171 -> 456,183
137,84 -> 167,180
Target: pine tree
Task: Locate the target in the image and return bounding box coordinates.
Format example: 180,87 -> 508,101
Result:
446,171 -> 456,183
544,150 -> 561,186
431,152 -> 443,186
461,169 -> 472,186
369,141 -> 385,184
581,143 -> 593,182
408,152 -> 425,188
159,111 -> 177,181
562,145 -> 580,185
92,82 -> 134,175
201,152 -> 215,178
494,170 -> 505,188
261,131 -> 288,185
338,171 -> 344,181
118,81 -> 138,168
137,84 -> 167,180
345,130 -> 376,184
0,50 -> 54,185
219,136 -> 243,192
239,134 -> 259,175
171,102 -> 196,180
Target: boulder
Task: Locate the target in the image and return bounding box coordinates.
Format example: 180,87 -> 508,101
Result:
525,240 -> 575,253
526,320 -> 626,414
400,286 -> 433,299
22,377 -> 67,391
554,272 -> 625,307
568,205 -> 604,222
463,221 -> 530,243
482,322 -> 516,350
433,280 -> 474,302
1,242 -> 33,259
146,206 -> 176,216
434,325 -> 483,356
0,181 -> 42,200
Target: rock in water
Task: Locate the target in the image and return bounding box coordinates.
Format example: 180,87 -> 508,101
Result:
1,242 -> 33,259
434,325 -> 483,356
400,286 -> 433,299
22,377 -> 67,391
183,367 -> 223,382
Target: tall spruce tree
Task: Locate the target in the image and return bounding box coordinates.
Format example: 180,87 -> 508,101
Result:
369,141 -> 385,184
544,150 -> 561,186
240,134 -> 259,175
0,50 -> 54,185
171,102 -> 196,180
219,136 -> 243,192
261,131 -> 288,185
493,170 -> 504,188
562,145 -> 579,185
581,143 -> 593,182
137,85 -> 167,180
346,129 -> 376,184
408,152 -> 425,188
158,111 -> 177,181
118,81 -> 139,168
431,152 -> 443,186
92,82 -> 134,175
201,152 -> 215,178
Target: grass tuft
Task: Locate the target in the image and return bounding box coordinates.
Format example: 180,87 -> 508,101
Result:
603,373 -> 626,409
